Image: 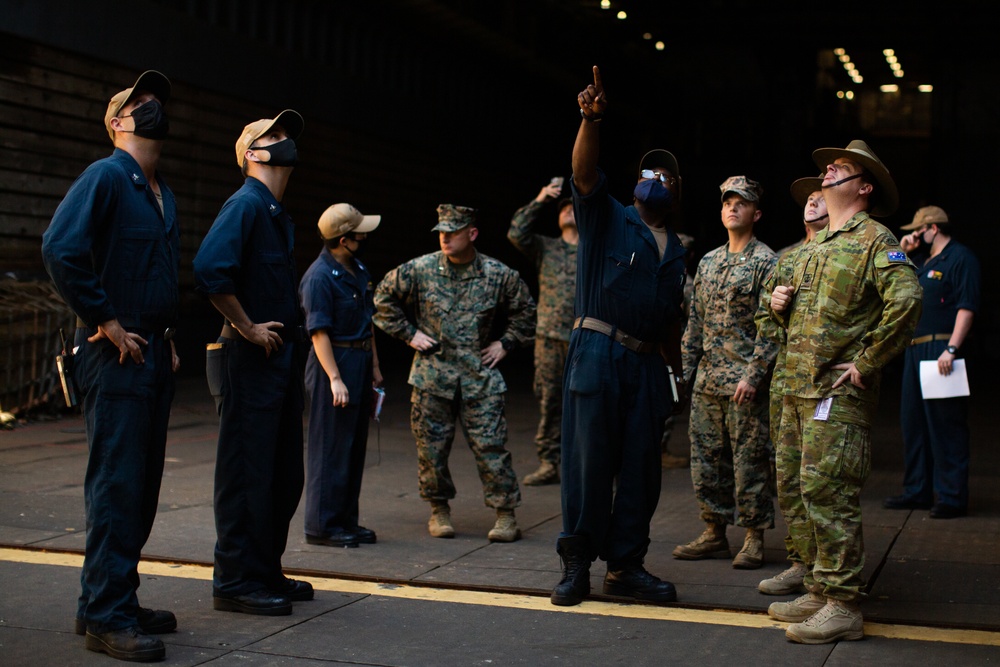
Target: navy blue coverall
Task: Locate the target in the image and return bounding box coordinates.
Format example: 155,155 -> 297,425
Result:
42,148 -> 179,634
193,177 -> 306,596
299,249 -> 375,539
561,169 -> 687,566
899,240 -> 981,510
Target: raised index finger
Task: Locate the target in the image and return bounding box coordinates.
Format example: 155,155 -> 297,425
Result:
592,66 -> 603,92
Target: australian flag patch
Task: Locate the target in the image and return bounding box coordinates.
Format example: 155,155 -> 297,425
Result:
887,250 -> 907,263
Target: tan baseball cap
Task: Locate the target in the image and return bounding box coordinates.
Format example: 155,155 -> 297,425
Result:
900,205 -> 949,230
234,109 -> 304,168
103,70 -> 171,141
318,203 -> 381,240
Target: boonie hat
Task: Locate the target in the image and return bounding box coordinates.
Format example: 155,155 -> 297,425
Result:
812,139 -> 898,217
790,175 -> 824,208
432,204 -> 477,232
900,205 -> 949,230
318,203 -> 381,240
720,175 -> 763,203
235,109 -> 304,168
104,70 -> 171,141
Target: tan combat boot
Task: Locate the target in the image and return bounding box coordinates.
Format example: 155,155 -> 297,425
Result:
428,501 -> 455,538
785,599 -> 864,644
487,509 -> 521,542
672,522 -> 729,559
523,461 -> 559,486
660,451 -> 690,469
732,528 -> 764,569
758,561 -> 808,595
767,591 -> 826,622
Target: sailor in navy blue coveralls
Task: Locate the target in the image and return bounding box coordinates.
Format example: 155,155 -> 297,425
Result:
890,211 -> 981,517
42,70 -> 179,658
299,203 -> 383,548
194,110 -> 311,615
552,66 -> 687,607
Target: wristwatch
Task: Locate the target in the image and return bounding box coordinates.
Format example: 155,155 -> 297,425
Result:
500,338 -> 515,352
945,344 -> 959,355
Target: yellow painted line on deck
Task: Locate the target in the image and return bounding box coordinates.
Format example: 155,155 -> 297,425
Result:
3,547 -> 998,647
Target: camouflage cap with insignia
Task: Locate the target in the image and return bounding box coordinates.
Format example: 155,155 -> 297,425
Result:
720,175 -> 763,203
432,204 -> 477,232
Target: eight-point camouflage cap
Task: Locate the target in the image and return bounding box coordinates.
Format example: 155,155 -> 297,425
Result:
900,205 -> 949,230
432,204 -> 477,232
720,175 -> 763,203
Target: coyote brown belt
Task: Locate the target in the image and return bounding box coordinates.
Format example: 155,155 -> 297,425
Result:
573,316 -> 656,354
910,333 -> 951,346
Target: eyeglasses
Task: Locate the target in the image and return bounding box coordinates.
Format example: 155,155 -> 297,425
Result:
640,169 -> 677,186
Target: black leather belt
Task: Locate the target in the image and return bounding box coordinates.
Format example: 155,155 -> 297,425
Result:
573,316 -> 656,354
331,338 -> 372,351
910,333 -> 950,346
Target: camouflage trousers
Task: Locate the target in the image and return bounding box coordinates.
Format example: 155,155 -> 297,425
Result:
769,382 -> 797,561
688,391 -> 774,528
776,394 -> 874,601
410,387 -> 521,509
533,335 -> 568,466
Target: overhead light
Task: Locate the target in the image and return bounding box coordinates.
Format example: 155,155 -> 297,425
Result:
642,32 -> 652,40
600,0 -> 610,8
834,48 -> 846,56
880,84 -> 899,93
655,41 -> 665,51
617,10 -> 626,19
885,49 -> 904,80
919,84 -> 934,92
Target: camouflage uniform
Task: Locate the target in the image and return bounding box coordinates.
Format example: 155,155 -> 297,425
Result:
373,249 -> 536,509
682,237 -> 779,528
757,241 -> 810,563
759,212 -> 921,601
507,199 -> 577,466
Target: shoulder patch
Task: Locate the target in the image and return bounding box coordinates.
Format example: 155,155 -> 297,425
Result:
887,250 -> 907,263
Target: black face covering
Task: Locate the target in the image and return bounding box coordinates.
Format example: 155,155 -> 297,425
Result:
344,235 -> 366,258
125,100 -> 169,140
252,138 -> 298,167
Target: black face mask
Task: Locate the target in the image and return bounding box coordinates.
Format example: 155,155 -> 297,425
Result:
344,235 -> 366,258
252,138 -> 298,167
125,100 -> 169,140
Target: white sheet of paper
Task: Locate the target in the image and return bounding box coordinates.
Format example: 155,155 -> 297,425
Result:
919,359 -> 970,399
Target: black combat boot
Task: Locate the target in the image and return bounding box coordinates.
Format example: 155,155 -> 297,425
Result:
551,535 -> 591,606
604,563 -> 677,603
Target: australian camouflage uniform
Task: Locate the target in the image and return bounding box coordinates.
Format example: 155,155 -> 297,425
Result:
759,212 -> 921,600
507,199 -> 577,466
373,250 -> 536,508
757,239 -> 812,562
683,237 -> 779,528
